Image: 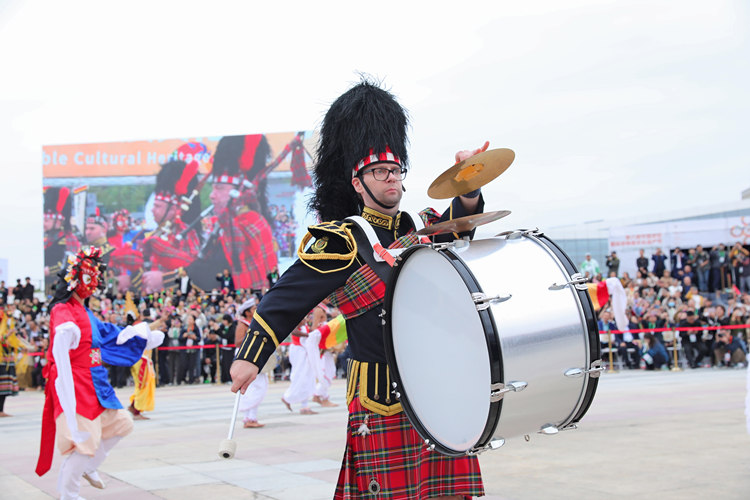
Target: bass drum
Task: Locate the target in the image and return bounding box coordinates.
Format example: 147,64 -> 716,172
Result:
383,231 -> 601,456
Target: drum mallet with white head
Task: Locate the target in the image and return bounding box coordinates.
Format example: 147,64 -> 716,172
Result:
218,391 -> 242,459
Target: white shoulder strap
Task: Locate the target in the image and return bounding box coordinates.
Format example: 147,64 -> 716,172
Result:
345,216 -> 406,265
400,210 -> 426,233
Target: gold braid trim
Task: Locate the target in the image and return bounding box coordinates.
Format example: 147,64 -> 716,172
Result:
358,362 -> 402,416
297,223 -> 358,274
253,313 -> 280,347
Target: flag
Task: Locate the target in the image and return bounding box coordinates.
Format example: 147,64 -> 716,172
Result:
319,314 -> 347,349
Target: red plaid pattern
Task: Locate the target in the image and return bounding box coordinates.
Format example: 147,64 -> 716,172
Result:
108,245 -> 144,273
44,230 -> 81,254
145,220 -> 201,271
218,210 -> 278,290
335,386 -> 483,499
331,264 -> 385,319
329,209 -> 441,319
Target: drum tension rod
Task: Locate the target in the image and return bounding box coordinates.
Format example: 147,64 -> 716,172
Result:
564,360 -> 605,379
472,292 -> 512,311
549,273 -> 589,291
490,380 -> 527,402
467,439 -> 505,455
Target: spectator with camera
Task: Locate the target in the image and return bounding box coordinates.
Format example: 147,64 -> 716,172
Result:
713,329 -> 747,368
641,333 -> 670,370
606,251 -> 620,277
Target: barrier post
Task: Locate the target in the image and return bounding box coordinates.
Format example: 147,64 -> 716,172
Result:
215,344 -> 221,384
671,330 -> 682,372
154,348 -> 160,383
607,332 -> 616,373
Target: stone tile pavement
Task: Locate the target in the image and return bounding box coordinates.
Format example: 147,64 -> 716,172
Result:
1,368 -> 748,499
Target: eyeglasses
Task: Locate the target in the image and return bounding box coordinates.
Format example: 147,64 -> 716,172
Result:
360,166 -> 408,181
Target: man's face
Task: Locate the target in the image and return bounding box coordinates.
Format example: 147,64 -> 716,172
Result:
152,199 -> 177,224
85,222 -> 107,243
352,163 -> 404,212
210,183 -> 234,213
43,218 -> 60,232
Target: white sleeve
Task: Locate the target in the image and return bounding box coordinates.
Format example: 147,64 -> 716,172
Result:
52,321 -> 89,443
145,329 -> 165,350
304,328 -> 324,381
116,322 -> 151,345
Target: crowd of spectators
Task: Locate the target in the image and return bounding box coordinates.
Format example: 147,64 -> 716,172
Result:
3,241 -> 749,392
588,242 -> 750,370
1,270 -> 351,393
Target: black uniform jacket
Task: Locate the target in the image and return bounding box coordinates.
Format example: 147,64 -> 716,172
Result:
236,195 -> 484,372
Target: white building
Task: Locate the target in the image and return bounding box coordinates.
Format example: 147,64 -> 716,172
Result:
545,198 -> 750,278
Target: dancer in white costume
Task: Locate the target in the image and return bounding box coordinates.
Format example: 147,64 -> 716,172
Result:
281,310 -> 324,415
313,348 -> 338,407
235,298 -> 268,428
310,304 -> 339,408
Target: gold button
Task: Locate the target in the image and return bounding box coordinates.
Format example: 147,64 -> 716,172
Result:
262,338 -> 267,343
253,331 -> 260,336
373,394 -> 379,401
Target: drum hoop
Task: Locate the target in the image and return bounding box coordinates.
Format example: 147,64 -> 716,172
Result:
532,234 -> 601,426
382,244 -> 502,456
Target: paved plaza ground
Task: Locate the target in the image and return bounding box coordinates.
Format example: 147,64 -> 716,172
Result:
1,367 -> 749,499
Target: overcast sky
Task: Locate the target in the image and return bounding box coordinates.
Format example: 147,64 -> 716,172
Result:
0,0 -> 748,283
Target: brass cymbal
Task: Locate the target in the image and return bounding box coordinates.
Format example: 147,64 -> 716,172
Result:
416,210 -> 511,236
427,148 -> 515,200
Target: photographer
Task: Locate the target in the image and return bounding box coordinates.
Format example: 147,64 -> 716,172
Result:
606,251 -> 620,277
713,329 -> 747,368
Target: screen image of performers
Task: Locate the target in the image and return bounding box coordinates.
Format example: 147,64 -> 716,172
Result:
140,146 -> 206,294
43,187 -> 81,294
231,79 -> 488,499
106,209 -> 145,292
185,134 -> 278,292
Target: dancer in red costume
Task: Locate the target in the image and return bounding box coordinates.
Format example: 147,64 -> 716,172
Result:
35,247 -> 164,500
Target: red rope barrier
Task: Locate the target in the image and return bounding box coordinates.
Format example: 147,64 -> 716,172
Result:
599,323 -> 750,335
17,324 -> 750,357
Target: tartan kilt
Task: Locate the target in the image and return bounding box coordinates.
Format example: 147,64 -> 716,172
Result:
335,386 -> 484,499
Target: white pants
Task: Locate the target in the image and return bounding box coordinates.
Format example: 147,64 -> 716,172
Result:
314,351 -> 336,400
283,334 -> 320,408
58,436 -> 121,500
239,373 -> 268,421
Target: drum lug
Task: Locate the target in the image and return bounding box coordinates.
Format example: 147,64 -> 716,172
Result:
565,360 -> 605,379
430,239 -> 469,251
490,380 -> 527,402
467,438 -> 505,455
549,273 -> 589,291
538,424 -> 559,435
496,228 -> 542,239
472,292 -> 512,311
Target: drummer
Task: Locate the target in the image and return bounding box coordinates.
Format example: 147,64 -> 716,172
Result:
231,79 -> 488,499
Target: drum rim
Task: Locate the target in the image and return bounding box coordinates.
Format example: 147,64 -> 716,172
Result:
383,243 -> 503,457
534,234 -> 601,426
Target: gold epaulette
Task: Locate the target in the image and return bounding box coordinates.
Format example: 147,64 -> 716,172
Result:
297,221 -> 358,274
